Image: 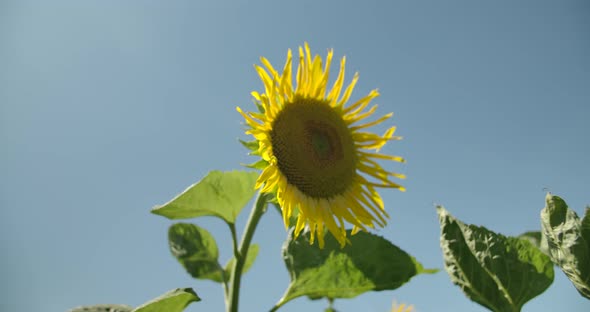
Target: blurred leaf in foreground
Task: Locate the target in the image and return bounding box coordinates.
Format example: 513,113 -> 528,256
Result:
168,223 -> 224,282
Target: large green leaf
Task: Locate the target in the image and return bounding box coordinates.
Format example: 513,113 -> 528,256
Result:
152,170 -> 259,224
168,223 -> 224,282
540,193 -> 590,299
133,288 -> 200,312
275,230 -> 435,309
69,305 -> 133,312
438,206 -> 554,312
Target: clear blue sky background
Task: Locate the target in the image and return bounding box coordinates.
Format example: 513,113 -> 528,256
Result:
1,1 -> 589,311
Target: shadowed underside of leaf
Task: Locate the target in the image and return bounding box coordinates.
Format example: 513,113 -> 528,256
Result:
275,229 -> 435,309
168,223 -> 259,283
168,223 -> 224,282
541,193 -> 590,300
438,206 -> 554,312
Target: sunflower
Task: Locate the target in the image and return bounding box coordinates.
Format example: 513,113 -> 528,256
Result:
237,43 -> 405,248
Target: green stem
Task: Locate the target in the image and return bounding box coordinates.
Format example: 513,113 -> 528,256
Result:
219,266 -> 230,308
268,305 -> 280,312
227,191 -> 269,312
228,223 -> 240,266
223,223 -> 240,304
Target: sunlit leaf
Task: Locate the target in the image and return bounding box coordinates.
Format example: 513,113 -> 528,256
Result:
540,193 -> 590,300
152,170 -> 259,224
275,230 -> 435,309
438,206 -> 554,312
133,288 -> 200,312
168,223 -> 224,283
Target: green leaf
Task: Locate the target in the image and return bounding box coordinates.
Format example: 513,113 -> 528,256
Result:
133,288 -> 200,312
168,223 -> 224,283
68,305 -> 133,312
275,230 -> 434,309
152,170 -> 259,224
540,193 -> 590,299
438,206 -> 554,312
518,231 -> 550,256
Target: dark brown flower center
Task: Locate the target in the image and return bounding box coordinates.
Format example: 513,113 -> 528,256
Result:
270,97 -> 356,198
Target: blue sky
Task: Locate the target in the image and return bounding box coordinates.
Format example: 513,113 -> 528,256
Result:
1,1 -> 589,311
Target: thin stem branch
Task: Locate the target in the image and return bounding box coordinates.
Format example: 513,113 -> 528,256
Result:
227,191 -> 269,312
228,223 -> 240,264
219,263 -> 229,301
222,223 -> 240,305
268,289 -> 288,312
268,304 -> 280,312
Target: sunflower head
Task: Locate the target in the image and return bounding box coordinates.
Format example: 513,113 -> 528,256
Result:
237,43 -> 405,248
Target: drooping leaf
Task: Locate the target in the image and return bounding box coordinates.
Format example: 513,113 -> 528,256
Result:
152,170 -> 259,224
540,193 -> 590,299
168,223 -> 224,282
518,231 -> 550,256
68,305 -> 133,312
275,230 -> 435,309
133,288 -> 200,312
438,206 -> 554,312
